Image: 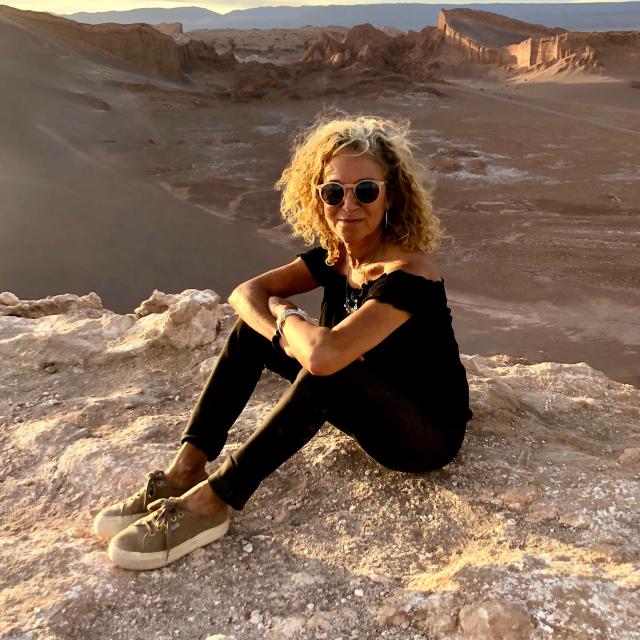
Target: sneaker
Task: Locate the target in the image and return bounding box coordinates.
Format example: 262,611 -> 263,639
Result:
107,497 -> 229,571
93,470 -> 188,540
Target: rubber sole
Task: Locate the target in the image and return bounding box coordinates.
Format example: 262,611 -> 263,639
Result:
93,511 -> 144,540
107,517 -> 230,571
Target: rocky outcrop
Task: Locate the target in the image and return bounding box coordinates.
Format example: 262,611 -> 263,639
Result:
152,21 -> 183,38
438,7 -> 640,75
302,23 -> 395,67
0,289 -> 224,366
514,30 -> 640,73
0,5 -> 234,81
0,291 -> 103,319
439,8 -> 562,50
0,5 -> 184,80
1,289 -> 639,638
301,23 -> 446,82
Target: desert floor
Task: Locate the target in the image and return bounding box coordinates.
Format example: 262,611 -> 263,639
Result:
117,75 -> 640,386
1,291 -> 638,639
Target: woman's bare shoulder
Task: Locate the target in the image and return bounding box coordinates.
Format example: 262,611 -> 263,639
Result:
390,251 -> 441,282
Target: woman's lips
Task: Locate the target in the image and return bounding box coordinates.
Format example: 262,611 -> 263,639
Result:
338,219 -> 362,224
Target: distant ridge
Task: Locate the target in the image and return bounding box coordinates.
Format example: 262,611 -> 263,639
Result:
64,3 -> 640,32
65,6 -> 221,30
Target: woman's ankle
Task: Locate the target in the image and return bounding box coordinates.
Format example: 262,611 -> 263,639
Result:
164,443 -> 209,488
164,467 -> 208,489
180,480 -> 227,516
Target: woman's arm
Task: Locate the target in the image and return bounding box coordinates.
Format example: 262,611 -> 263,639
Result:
271,296 -> 412,376
227,257 -> 320,343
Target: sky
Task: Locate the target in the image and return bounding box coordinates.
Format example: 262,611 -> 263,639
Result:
6,0 -> 618,16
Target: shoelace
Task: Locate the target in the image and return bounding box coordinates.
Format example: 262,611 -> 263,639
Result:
144,497 -> 182,561
122,470 -> 165,512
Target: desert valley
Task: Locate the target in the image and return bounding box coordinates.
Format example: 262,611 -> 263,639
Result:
1,4 -> 639,639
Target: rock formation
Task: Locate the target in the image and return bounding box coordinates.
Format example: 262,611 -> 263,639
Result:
187,26 -> 349,65
3,3 -> 638,98
301,22 -> 446,82
152,21 -> 184,39
0,5 -> 233,81
1,289 -> 638,638
438,8 -> 640,75
302,23 -> 394,67
301,8 -> 640,81
439,8 -> 563,53
0,5 -> 184,80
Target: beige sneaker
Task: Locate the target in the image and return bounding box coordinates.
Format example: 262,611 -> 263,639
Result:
93,470 -> 188,540
107,497 -> 229,571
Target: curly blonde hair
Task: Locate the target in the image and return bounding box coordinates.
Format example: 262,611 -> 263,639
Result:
275,114 -> 441,266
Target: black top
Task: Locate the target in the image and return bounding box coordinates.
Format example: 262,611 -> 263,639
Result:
296,245 -> 473,425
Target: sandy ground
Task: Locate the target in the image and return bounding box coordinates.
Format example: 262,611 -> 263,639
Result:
0,11 -> 293,315
1,291 -> 638,639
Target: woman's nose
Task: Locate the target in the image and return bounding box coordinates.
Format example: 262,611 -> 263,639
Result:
341,187 -> 360,211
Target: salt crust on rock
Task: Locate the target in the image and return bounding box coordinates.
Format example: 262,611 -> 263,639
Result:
0,289 -> 223,368
115,288 -> 222,352
459,599 -> 534,639
0,291 -> 103,318
0,290 -> 638,639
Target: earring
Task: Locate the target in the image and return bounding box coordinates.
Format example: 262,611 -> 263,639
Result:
384,210 -> 388,233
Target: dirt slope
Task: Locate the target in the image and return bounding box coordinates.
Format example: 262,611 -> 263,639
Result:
1,289 -> 638,639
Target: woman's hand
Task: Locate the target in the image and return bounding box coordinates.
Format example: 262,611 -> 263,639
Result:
268,296 -> 297,318
268,296 -> 298,359
277,333 -> 296,358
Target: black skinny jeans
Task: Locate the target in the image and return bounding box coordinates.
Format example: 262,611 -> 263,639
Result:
181,318 -> 466,511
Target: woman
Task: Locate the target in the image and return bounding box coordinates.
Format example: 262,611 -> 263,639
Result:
94,115 -> 473,571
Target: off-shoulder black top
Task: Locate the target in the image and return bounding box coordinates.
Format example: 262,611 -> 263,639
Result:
296,245 -> 473,425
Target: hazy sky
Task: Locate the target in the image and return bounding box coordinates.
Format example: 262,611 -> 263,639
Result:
7,0 -> 614,16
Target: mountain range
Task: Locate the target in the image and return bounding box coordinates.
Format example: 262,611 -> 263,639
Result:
64,2 -> 640,32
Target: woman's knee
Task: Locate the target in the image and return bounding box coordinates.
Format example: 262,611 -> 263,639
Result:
290,359 -> 369,394
229,317 -> 274,358
393,431 -> 465,473
290,367 -> 324,395
232,317 -> 261,342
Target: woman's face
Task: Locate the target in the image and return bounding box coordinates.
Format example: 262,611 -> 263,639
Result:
321,151 -> 390,246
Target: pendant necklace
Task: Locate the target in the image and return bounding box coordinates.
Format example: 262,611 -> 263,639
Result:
344,250 -> 378,315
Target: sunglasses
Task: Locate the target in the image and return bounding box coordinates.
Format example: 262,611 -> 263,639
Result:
316,180 -> 386,206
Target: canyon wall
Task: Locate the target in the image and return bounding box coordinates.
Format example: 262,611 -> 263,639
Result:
437,9 -> 512,65
439,8 -> 640,73
0,5 -> 234,81
1,6 -> 184,80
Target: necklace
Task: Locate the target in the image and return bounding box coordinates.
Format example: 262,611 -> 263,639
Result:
344,249 -> 379,315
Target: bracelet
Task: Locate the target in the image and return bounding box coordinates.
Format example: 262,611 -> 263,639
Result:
276,307 -> 309,334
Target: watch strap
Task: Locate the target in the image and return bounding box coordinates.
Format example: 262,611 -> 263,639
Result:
271,331 -> 287,356
276,308 -> 308,334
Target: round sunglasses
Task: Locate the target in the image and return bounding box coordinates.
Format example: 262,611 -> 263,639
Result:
316,180 -> 386,206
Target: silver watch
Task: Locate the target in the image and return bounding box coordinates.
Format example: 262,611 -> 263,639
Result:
276,307 -> 308,334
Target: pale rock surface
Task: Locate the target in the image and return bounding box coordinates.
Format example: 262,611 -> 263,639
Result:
0,289 -> 224,370
459,599 -> 534,639
0,291 -> 103,319
0,290 -> 638,639
115,288 -> 222,352
0,291 -> 20,306
153,21 -> 184,39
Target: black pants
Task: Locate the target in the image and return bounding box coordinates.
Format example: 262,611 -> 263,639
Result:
181,318 -> 466,510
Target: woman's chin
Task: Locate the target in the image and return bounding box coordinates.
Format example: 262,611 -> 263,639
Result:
336,226 -> 365,241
